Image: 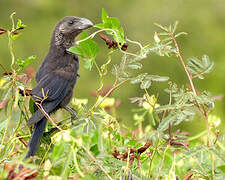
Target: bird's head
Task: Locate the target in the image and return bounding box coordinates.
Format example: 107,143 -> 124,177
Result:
52,16 -> 93,49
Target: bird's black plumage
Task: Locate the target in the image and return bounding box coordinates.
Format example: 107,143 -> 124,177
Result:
26,16 -> 93,158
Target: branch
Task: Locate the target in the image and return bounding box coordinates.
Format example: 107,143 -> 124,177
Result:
80,144 -> 113,180
35,102 -> 63,131
90,78 -> 130,111
168,32 -> 210,146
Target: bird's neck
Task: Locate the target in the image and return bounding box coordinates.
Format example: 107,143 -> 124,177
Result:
50,30 -> 75,52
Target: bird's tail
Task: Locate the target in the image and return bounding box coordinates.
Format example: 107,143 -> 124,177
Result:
25,118 -> 47,158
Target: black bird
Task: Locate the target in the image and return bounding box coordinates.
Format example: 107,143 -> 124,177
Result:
26,16 -> 93,158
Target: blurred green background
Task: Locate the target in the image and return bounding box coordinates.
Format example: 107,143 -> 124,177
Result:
0,0 -> 224,133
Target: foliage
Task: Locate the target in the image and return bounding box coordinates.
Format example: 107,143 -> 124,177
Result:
0,10 -> 224,180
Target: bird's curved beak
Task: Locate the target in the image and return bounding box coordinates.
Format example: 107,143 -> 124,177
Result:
77,17 -> 93,30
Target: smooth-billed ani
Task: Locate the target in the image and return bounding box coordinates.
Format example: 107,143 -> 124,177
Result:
26,16 -> 93,158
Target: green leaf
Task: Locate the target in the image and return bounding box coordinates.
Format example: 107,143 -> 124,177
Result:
0,119 -> 7,138
29,98 -> 35,114
61,149 -> 72,178
217,165 -> 225,173
120,72 -> 129,78
11,34 -> 20,40
128,62 -> 142,69
125,139 -> 138,146
131,73 -> 168,90
174,32 -> 187,38
181,145 -> 205,160
80,31 -> 99,58
16,19 -> 26,29
113,30 -> 125,44
202,54 -> 210,66
85,174 -> 98,180
16,55 -> 36,68
140,80 -> 151,89
154,32 -> 161,43
84,58 -> 94,70
188,57 -> 205,71
68,46 -> 85,58
94,23 -> 106,29
154,23 -> 168,32
90,144 -> 99,156
202,55 -> 214,73
187,55 -> 214,79
208,147 -> 225,163
51,142 -> 65,162
157,108 -> 194,131
157,113 -> 177,131
148,75 -> 169,82
130,73 -> 146,84
69,32 -> 99,70
101,8 -> 109,24
172,21 -> 179,34
119,27 -> 125,39
95,8 -> 125,44
112,64 -> 119,76
110,17 -> 120,29
154,104 -> 178,112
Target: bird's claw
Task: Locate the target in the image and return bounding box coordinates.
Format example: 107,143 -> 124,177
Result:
64,106 -> 77,125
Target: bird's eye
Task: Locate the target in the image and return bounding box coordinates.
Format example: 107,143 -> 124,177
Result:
68,20 -> 74,25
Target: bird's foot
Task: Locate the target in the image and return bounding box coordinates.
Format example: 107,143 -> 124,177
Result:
64,106 -> 77,125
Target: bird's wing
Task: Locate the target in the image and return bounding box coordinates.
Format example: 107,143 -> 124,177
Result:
27,72 -> 69,126
33,71 -> 71,101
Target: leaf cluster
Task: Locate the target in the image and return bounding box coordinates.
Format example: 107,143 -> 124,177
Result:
0,11 -> 224,180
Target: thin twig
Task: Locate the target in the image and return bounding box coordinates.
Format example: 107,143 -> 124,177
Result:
75,28 -> 140,57
90,78 -> 130,111
192,71 -> 206,79
35,102 -> 63,131
126,38 -> 144,50
16,134 -> 28,147
80,144 -> 113,180
162,81 -> 173,121
168,32 -> 210,146
156,145 -> 170,179
168,32 -> 197,96
169,31 -> 214,179
148,139 -> 159,178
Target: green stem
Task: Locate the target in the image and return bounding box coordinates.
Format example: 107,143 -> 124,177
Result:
97,50 -> 113,96
169,32 -> 210,146
8,13 -> 16,73
169,30 -> 214,179
188,130 -> 207,141
8,33 -> 15,73
126,38 -> 144,50
61,148 -> 72,179
125,149 -> 131,178
13,111 -> 23,134
5,135 -> 29,156
138,122 -> 143,138
108,132 -> 112,150
155,145 -> 170,179
89,78 -> 129,113
75,28 -> 142,57
73,147 -> 85,177
148,138 -> 159,178
93,59 -> 102,77
79,143 -> 113,180
216,141 -> 225,151
210,153 -> 215,180
39,141 -> 53,167
0,100 -> 13,155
